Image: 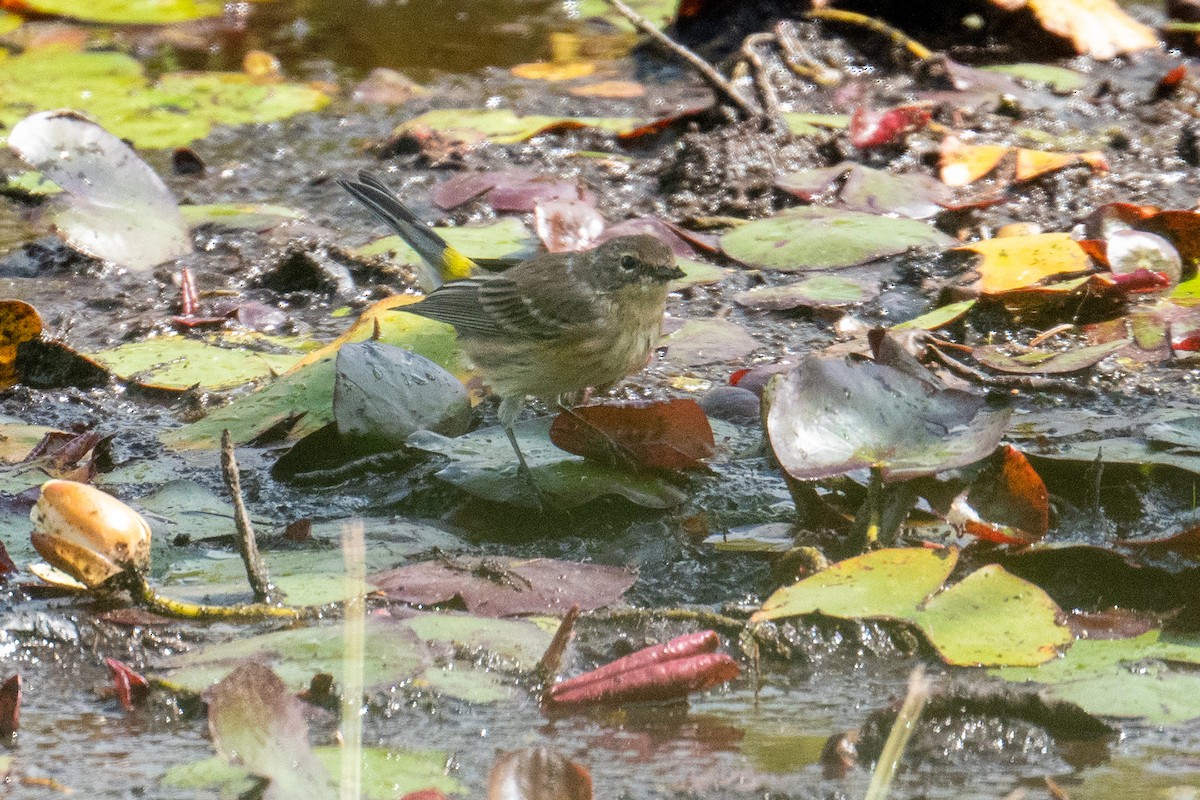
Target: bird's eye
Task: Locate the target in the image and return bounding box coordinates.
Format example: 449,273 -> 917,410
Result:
620,254 -> 637,271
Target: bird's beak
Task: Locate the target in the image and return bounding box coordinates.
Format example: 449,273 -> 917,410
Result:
662,264 -> 687,280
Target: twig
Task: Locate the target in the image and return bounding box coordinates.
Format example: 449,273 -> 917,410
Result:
603,0 -> 760,118
221,429 -> 280,604
775,21 -> 841,86
740,32 -> 788,132
806,8 -> 933,62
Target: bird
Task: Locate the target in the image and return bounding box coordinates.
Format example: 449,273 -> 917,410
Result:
339,171 -> 684,495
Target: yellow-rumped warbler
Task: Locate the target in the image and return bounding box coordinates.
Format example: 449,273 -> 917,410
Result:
340,172 -> 684,484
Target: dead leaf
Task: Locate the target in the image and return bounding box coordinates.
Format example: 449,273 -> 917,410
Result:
549,399 -> 716,470
988,0 -> 1159,59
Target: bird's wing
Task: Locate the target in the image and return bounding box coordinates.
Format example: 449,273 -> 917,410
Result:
407,265 -> 600,340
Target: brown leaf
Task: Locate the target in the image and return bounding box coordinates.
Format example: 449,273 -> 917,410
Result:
988,0 -> 1159,59
549,399 -> 715,471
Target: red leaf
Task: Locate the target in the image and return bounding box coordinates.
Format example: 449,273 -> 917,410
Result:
849,105 -> 931,149
1109,267 -> 1171,293
105,658 -> 149,712
0,541 -> 16,577
0,675 -> 19,741
399,791 -> 449,800
179,267 -> 199,316
549,399 -> 715,471
1077,238 -> 1108,266
1120,525 -> 1200,560
551,630 -> 719,698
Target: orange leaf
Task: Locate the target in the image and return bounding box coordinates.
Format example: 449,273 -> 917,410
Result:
991,0 -> 1159,59
940,138 -> 1010,187
1015,147 -> 1109,182
510,61 -> 596,81
569,80 -> 646,98
956,233 -> 1091,293
0,300 -> 42,391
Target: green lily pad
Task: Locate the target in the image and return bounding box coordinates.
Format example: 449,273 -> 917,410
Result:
162,747 -> 463,799
782,113 -> 849,137
914,564 -> 1072,666
980,63 -> 1088,92
393,109 -> 643,145
994,630 -> 1200,723
354,217 -> 538,267
157,612 -> 551,703
754,547 -> 958,622
180,203 -> 306,231
734,275 -> 875,311
9,0 -> 224,24
88,335 -> 301,391
720,207 -> 955,272
576,0 -> 675,30
672,257 -> 728,289
407,417 -> 689,510
766,356 -> 1011,482
0,50 -> 327,150
754,548 -> 1070,667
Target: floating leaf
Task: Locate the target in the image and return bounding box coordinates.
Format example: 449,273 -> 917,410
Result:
665,318 -> 757,367
754,548 -> 1069,667
776,162 -> 949,219
9,111 -> 192,270
371,556 -> 635,616
766,356 -> 1010,482
985,0 -> 1159,60
848,105 -> 931,149
392,109 -> 642,146
949,445 -> 1049,543
180,203 -> 305,232
548,399 -> 715,470
956,233 -> 1090,293
88,335 -> 301,391
939,138 -> 1010,186
734,276 -> 876,311
721,208 -> 955,272
891,299 -> 976,331
407,418 -> 688,510
781,112 -> 850,136
510,61 -> 596,81
1,0 -> 224,24
206,663 -> 335,800
979,63 -> 1088,91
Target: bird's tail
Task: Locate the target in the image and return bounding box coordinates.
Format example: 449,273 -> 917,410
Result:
338,171 -> 477,291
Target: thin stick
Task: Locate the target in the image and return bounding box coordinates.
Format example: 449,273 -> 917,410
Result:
741,32 -> 788,132
864,666 -> 932,800
339,521 -> 366,800
806,8 -> 933,61
603,0 -> 760,118
221,429 -> 279,604
926,345 -> 1096,397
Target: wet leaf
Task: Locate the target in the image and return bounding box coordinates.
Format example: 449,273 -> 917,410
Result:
87,335 -> 301,391
973,338 -> 1129,374
104,658 -> 148,712
392,109 -> 642,146
755,548 -> 1069,666
0,300 -> 41,390
781,112 -> 850,136
949,445 -> 1049,543
9,111 -> 192,270
180,203 -> 305,232
407,418 -> 688,509
733,276 -> 876,311
1,0 -> 224,23
569,80 -> 645,98
371,556 -> 636,616
754,548 -> 959,623
940,137 -> 1108,186
776,162 -> 950,219
0,50 -> 328,149
160,613 -> 551,703
665,318 -> 757,367
913,565 -> 1070,666
994,630 -> 1200,723
162,747 -> 463,799
848,105 -> 931,149
510,61 -> 596,81
206,663 -> 334,800
0,675 -> 18,741
549,399 -> 715,470
955,233 -> 1091,293
979,63 -> 1088,91
721,207 -> 955,271
1014,147 -> 1109,182
1119,525 -> 1200,562
766,356 -> 1010,482
939,138 -> 1010,187
350,67 -> 427,105
891,299 -> 976,331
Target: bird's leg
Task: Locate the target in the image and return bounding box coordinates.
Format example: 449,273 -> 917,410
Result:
499,396 -> 544,510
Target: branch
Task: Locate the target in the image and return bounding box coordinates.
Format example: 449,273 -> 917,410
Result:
221,429 -> 280,604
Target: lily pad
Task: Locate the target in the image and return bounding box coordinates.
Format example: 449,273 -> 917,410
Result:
721,207 -> 955,271
766,356 -> 1011,482
392,109 -> 643,145
9,111 -> 192,270
973,338 -> 1131,374
956,233 -> 1091,294
5,0 -> 225,24
754,548 -> 1070,667
407,417 -> 689,510
734,275 -> 876,311
180,203 -> 306,232
891,299 -> 976,331
776,162 -> 950,219
88,335 -> 301,391
979,63 -> 1088,92
162,747 -> 463,799
157,612 -> 550,703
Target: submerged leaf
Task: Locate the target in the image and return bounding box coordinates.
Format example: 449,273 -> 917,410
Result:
549,399 -> 715,470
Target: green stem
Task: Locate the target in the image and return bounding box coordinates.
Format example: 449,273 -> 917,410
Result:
127,573 -> 310,621
865,465 -> 884,546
